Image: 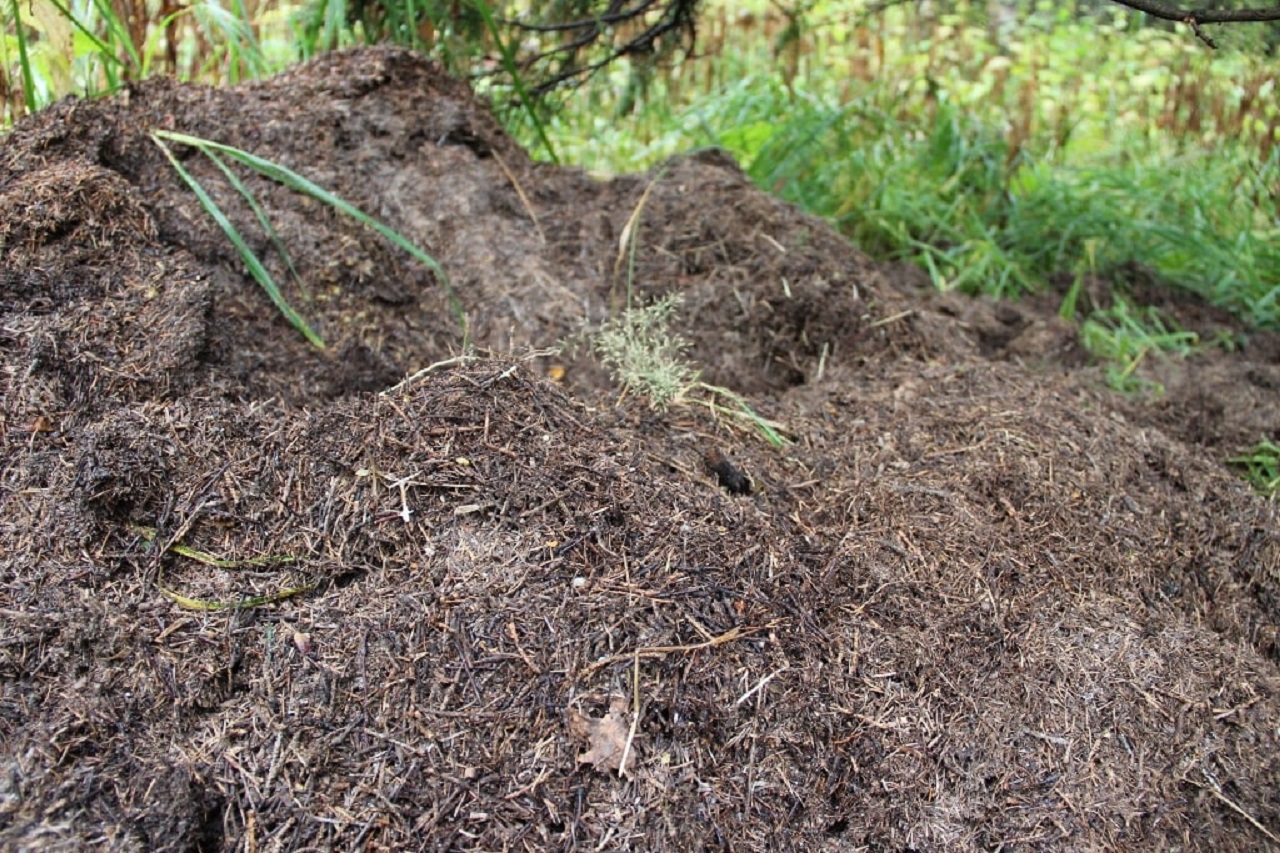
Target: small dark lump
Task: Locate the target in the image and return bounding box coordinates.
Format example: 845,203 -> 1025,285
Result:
704,448 -> 752,495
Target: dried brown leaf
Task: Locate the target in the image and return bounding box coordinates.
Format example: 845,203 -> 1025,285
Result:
567,696 -> 635,774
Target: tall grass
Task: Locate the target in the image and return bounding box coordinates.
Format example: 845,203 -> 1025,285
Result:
1231,438 -> 1280,497
0,0 -> 304,122
503,5 -> 1278,335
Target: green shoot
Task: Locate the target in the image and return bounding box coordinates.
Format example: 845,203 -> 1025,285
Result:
1230,438 -> 1280,497
1080,299 -> 1198,393
152,130 -> 466,348
690,382 -> 789,448
1059,239 -> 1100,322
9,0 -> 38,114
468,0 -> 558,164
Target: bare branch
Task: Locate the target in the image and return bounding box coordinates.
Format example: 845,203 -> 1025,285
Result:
498,0 -> 644,34
496,0 -> 700,99
1106,0 -> 1280,47
469,0 -> 1278,99
1107,0 -> 1280,26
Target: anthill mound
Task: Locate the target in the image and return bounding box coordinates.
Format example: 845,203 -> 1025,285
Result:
2,47 -> 1278,852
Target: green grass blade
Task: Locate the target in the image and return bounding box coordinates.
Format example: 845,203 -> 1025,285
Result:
1230,438 -> 1280,497
90,0 -> 143,73
131,524 -> 313,611
10,0 -> 38,114
153,129 -> 465,345
202,146 -> 312,303
193,0 -> 270,82
152,134 -> 327,348
159,583 -> 315,611
695,382 -> 789,448
468,0 -> 559,165
45,0 -> 131,71
311,0 -> 347,54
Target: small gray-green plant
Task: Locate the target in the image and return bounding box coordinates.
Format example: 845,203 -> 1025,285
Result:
588,292 -> 787,448
591,172 -> 786,447
592,292 -> 697,410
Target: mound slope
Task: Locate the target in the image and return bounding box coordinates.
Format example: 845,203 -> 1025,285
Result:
2,47 -> 1278,851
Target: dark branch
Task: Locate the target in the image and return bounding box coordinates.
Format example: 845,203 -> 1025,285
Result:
490,0 -> 699,100
1107,0 -> 1280,25
498,0 -> 645,34
465,0 -> 1277,100
1106,0 -> 1280,47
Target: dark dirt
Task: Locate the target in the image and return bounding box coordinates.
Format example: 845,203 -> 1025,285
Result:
2,47 -> 1279,852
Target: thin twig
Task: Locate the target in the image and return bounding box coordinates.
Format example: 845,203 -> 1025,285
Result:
492,149 -> 546,244
1185,771 -> 1280,844
381,355 -> 477,396
581,620 -> 782,677
735,666 -> 788,706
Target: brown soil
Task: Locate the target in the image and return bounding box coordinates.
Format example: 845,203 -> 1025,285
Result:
3,47 -> 1279,852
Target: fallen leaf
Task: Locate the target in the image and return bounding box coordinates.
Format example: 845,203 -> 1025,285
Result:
567,696 -> 634,774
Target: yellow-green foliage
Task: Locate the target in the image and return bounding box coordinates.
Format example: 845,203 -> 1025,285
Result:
526,1 -> 1278,172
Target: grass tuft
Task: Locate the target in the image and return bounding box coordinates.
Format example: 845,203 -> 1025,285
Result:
1079,299 -> 1199,393
1230,438 -> 1280,497
153,131 -> 327,348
